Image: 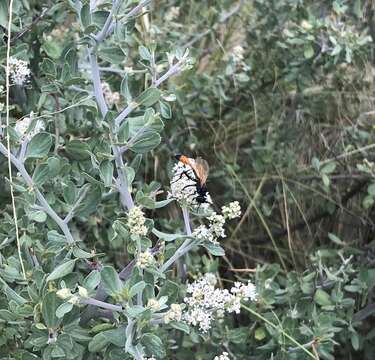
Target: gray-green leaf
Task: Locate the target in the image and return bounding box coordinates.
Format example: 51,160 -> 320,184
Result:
26,133 -> 52,159
46,260 -> 76,282
101,266 -> 123,296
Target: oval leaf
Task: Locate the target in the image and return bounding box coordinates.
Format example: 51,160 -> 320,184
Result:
101,266 -> 123,296
26,133 -> 52,159
46,259 -> 76,282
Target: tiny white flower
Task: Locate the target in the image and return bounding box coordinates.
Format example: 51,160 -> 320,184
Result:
183,275 -> 257,333
214,352 -> 230,360
56,288 -> 72,299
127,206 -> 148,236
193,224 -> 215,243
14,117 -> 31,137
164,303 -> 182,323
124,66 -> 133,73
8,57 -> 31,85
147,298 -> 161,312
102,82 -> 120,108
207,213 -> 226,238
232,45 -> 245,62
165,6 -> 180,22
204,273 -> 217,286
14,113 -> 44,140
221,201 -> 241,220
301,20 -> 313,30
183,306 -> 213,332
67,295 -> 80,305
136,250 -> 155,269
230,281 -> 257,301
78,286 -> 89,298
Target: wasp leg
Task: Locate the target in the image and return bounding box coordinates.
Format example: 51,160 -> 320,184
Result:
181,183 -> 197,191
171,168 -> 196,184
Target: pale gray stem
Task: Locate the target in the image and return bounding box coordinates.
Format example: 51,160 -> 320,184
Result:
96,0 -> 152,43
18,138 -> 29,162
88,49 -> 108,116
64,186 -> 89,224
81,297 -> 123,312
0,143 -> 74,243
113,145 -> 135,209
95,0 -> 121,42
153,62 -> 181,87
115,61 -> 184,128
134,347 -> 143,360
89,0 -> 97,12
182,207 -> 192,235
160,238 -> 197,273
114,103 -> 136,128
88,43 -> 134,210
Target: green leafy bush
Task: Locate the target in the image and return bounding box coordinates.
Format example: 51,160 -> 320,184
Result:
0,1 -> 375,360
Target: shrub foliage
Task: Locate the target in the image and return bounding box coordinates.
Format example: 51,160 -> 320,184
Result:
0,1 -> 375,360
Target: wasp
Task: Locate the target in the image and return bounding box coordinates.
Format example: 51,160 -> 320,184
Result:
174,154 -> 210,204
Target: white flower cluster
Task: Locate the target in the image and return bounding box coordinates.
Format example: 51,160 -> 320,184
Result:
56,286 -> 89,305
127,206 -> 148,236
163,303 -> 182,323
136,250 -> 155,269
230,45 -> 250,71
230,281 -> 257,302
222,201 -> 241,220
192,213 -> 225,244
214,352 -> 230,360
192,202 -> 241,244
48,26 -> 69,40
232,45 -> 245,62
168,161 -> 212,210
8,57 -> 31,85
165,6 -> 180,22
102,82 -> 120,108
14,113 -> 45,140
182,274 -> 256,332
147,298 -> 161,312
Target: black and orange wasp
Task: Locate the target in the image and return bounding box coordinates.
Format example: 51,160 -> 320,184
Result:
174,154 -> 210,204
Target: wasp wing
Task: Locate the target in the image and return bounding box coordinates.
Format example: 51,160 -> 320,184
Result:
194,157 -> 209,185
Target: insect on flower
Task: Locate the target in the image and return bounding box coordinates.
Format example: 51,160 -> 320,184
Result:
174,154 -> 210,204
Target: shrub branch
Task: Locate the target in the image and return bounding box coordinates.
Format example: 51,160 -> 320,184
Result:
0,143 -> 75,243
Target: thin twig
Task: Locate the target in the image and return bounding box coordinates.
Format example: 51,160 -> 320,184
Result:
115,61 -> 185,128
160,238 -> 197,273
182,207 -> 192,235
64,186 -> 90,224
241,304 -> 316,359
88,49 -> 108,116
81,297 -> 123,312
182,0 -> 244,49
229,268 -> 256,273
